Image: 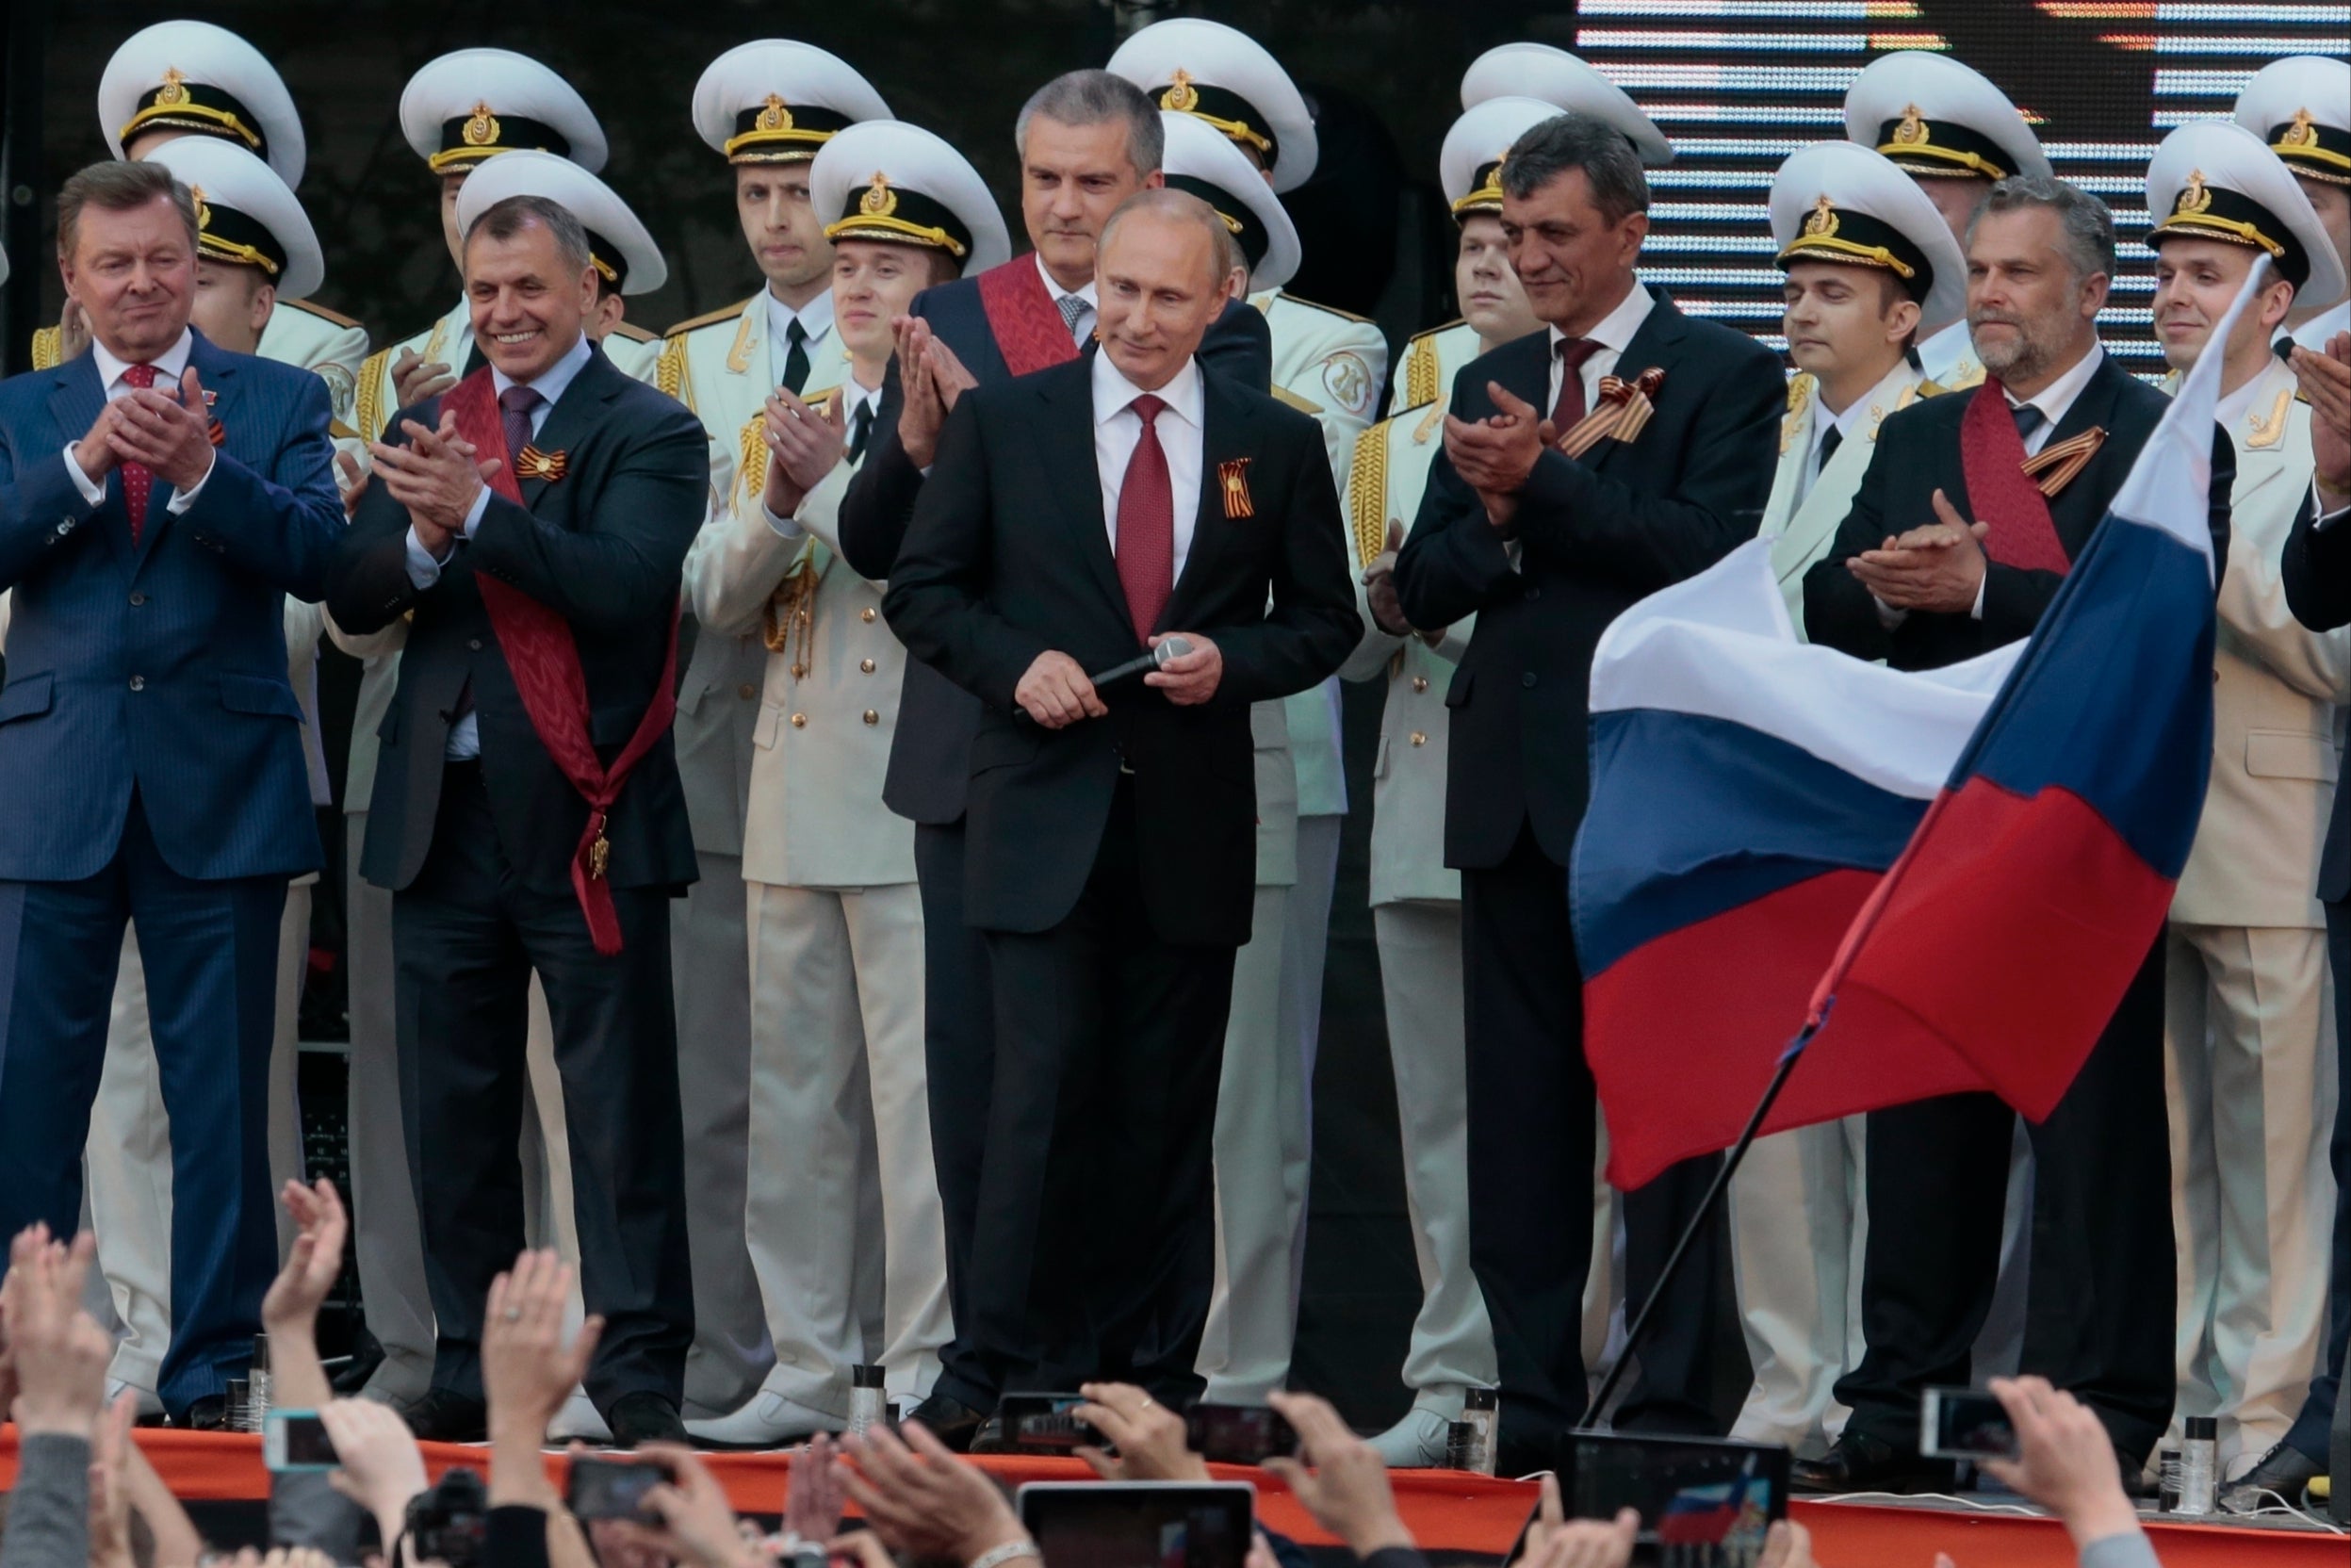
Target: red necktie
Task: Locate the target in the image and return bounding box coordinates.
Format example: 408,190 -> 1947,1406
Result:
1115,393 -> 1174,645
120,364 -> 157,545
1551,337 -> 1603,433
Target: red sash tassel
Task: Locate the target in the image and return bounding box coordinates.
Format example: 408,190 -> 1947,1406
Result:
443,368 -> 678,956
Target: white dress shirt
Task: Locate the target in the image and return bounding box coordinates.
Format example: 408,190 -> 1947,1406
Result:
1094,351 -> 1204,585
767,286 -> 837,377
402,330 -> 595,759
1546,281 -> 1657,420
62,327 -> 217,512
1039,253 -> 1100,348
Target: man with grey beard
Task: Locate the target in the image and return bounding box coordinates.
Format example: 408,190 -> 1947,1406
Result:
1798,176 -> 2235,1494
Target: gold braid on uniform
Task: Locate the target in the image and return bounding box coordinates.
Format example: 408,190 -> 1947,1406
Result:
1404,335 -> 1440,411
1347,417 -> 1393,572
354,348 -> 392,443
740,408 -> 826,677
31,324 -> 63,371
656,335 -> 689,402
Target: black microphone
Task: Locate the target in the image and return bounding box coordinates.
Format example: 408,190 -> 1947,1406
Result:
1013,636 -> 1192,723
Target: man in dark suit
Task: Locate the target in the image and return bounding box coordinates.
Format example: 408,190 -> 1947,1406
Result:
883,188 -> 1357,1419
325,194 -> 706,1447
2262,330 -> 2351,1515
0,159 -> 342,1426
836,68 -> 1269,1445
1799,176 -> 2234,1491
1391,112 -> 1784,1466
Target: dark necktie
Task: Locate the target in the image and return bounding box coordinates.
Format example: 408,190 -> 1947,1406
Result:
1057,292 -> 1093,345
1115,393 -> 1174,645
1551,337 -> 1604,433
781,317 -> 810,394
120,364 -> 158,545
1818,424 -> 1843,471
2011,401 -> 2046,449
499,384 -> 542,473
848,397 -> 874,464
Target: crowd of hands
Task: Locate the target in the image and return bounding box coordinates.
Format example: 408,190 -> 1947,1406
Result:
2,1178 -> 2159,1568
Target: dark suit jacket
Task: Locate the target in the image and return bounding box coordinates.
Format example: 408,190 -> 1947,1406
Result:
2282,484 -> 2351,900
0,329 -> 343,882
1392,289 -> 1785,871
325,345 -> 708,895
1804,354 -> 2234,671
840,269 -> 1272,827
881,357 -> 1359,945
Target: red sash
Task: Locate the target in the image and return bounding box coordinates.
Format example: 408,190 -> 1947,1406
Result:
976,255 -> 1084,377
443,368 -> 679,956
1958,379 -> 2072,577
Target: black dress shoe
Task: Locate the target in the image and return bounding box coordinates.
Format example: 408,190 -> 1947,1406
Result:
904,1393 -> 988,1453
2221,1440 -> 2324,1513
1790,1431 -> 1955,1495
171,1396 -> 231,1431
609,1392 -> 689,1448
402,1389 -> 490,1444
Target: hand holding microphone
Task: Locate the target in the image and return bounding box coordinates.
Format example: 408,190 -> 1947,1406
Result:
1013,635 -> 1201,727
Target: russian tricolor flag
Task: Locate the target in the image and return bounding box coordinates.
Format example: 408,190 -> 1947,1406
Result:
1575,269 -> 2237,1191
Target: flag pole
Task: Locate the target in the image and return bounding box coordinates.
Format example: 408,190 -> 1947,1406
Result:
1574,1009 -> 1826,1431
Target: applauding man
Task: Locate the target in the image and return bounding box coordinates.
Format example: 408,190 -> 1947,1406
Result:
0,159 -> 343,1428
327,193 -> 707,1446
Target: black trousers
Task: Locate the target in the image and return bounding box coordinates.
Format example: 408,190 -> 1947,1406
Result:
1837,939 -> 2175,1464
1461,819 -> 1724,1458
391,761 -> 694,1409
917,818 -> 997,1407
945,778 -> 1235,1410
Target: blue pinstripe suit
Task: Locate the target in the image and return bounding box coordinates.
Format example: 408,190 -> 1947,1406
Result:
0,328 -> 342,1414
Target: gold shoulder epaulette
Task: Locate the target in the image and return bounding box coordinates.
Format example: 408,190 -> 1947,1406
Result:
1279,291 -> 1375,324
1347,416 -> 1393,570
329,417 -> 361,442
657,335 -> 689,403
355,347 -> 392,442
283,298 -> 363,330
30,324 -> 62,371
1779,372 -> 1814,455
1274,384 -> 1324,416
1914,377 -> 1948,400
608,320 -> 658,343
1401,321 -> 1462,411
737,411 -> 767,506
1405,318 -> 1465,346
665,296 -> 755,338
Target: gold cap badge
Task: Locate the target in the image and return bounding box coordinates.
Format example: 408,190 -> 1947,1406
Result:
860,172 -> 897,217
2175,169 -> 2212,217
1802,194 -> 1838,238
189,183 -> 211,232
2283,106 -> 2317,149
756,93 -> 793,133
1892,105 -> 1927,146
155,66 -> 188,107
1161,68 -> 1200,114
462,102 -> 499,147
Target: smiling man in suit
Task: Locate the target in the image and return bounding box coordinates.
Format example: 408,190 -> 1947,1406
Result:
884,188 -> 1357,1421
0,157 -> 342,1427
1392,110 -> 1784,1469
325,193 -> 706,1448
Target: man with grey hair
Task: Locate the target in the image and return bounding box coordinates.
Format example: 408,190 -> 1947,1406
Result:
1798,174 -> 2234,1494
836,70 -> 1269,1448
885,184 -> 1356,1430
326,191 -> 710,1447
1393,110 -> 1784,1471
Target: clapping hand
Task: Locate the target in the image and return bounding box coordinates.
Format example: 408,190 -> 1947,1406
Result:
2291,331 -> 2350,506
835,1418 -> 1032,1564
263,1178 -> 350,1334
106,367 -> 219,491
372,414 -> 499,556
390,347 -> 459,409
785,1431 -> 846,1544
1846,489 -> 1990,613
895,318 -> 949,468
762,387 -> 848,517
2,1224 -> 111,1439
1444,383 -> 1554,531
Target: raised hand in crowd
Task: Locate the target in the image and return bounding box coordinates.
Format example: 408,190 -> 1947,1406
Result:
319,1396 -> 431,1551
893,318 -> 948,467
2292,331 -> 2350,507
601,1443 -> 763,1568
1978,1377 -> 2144,1554
836,1418 -> 1035,1566
389,346 -> 459,410
3,1224 -> 111,1439
262,1178 -> 351,1408
482,1250 -> 604,1505
85,1392 -> 143,1568
1262,1392 -> 1414,1560
784,1431 -> 846,1544
1073,1381 -> 1211,1482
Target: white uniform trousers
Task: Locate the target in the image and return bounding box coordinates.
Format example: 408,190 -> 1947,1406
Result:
2166,921 -> 2340,1466
1200,817 -> 1342,1401
344,818 -> 433,1404
743,879 -> 948,1413
669,851 -> 776,1416
1727,1117 -> 1867,1458
1370,900 -> 1497,1412
85,883 -> 311,1400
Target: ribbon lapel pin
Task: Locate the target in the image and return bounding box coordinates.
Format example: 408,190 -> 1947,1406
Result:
1218,457 -> 1255,519
2021,426 -> 2104,498
515,445 -> 569,484
1558,367 -> 1666,460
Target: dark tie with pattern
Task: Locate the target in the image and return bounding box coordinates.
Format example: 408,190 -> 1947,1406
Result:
781,318 -> 810,394
120,364 -> 158,545
1057,292 -> 1093,346
1551,337 -> 1604,433
2011,401 -> 2046,449
1115,394 -> 1174,645
499,384 -> 542,474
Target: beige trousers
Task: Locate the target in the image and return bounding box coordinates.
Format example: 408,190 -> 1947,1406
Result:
1727,1117 -> 1868,1458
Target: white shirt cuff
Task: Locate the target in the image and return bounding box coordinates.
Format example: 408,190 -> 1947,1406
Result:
2318,504 -> 2350,533
461,483 -> 491,538
61,444 -> 105,506
1969,570 -> 1987,621
403,527 -> 446,589
1873,596 -> 1908,629
163,449 -> 217,514
763,501 -> 806,540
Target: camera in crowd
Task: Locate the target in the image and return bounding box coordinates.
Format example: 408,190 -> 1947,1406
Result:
404,1465 -> 491,1568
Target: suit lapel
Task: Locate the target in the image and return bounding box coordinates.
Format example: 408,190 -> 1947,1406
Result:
2225,358 -> 2299,511
517,348 -> 620,512
2044,357 -> 2127,542
1034,359 -> 1128,620
1166,373 -> 1250,626
46,355 -> 126,568
1582,290 -> 1686,474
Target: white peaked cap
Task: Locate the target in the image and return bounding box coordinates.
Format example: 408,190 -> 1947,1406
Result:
1108,17 -> 1318,193
144,135 -> 324,302
100,20 -> 306,187
809,120 -> 1012,277
1843,51 -> 2049,183
693,41 -> 891,164
454,149 -> 669,296
1770,140 -> 1969,335
400,48 -> 607,174
1459,43 -> 1672,167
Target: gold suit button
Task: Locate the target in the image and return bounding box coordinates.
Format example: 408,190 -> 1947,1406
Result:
862,710 -> 880,725
791,713 -> 808,727
860,607 -> 877,623
1412,676 -> 1429,693
859,659 -> 876,674
1410,731 -> 1427,746
737,682 -> 757,699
